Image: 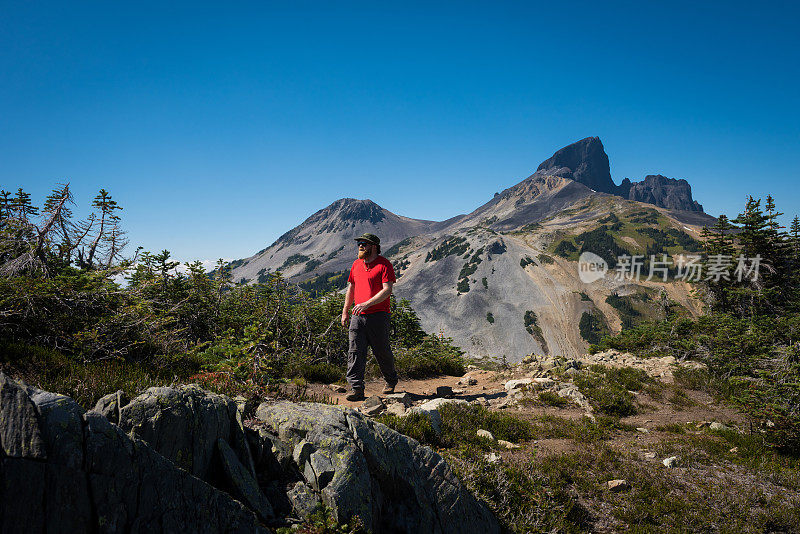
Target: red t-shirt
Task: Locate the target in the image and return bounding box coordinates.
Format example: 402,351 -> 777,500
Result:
348,256 -> 396,314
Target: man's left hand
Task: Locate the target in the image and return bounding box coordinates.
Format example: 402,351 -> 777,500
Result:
352,303 -> 369,315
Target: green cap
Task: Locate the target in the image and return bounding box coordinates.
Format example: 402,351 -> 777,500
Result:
354,233 -> 380,245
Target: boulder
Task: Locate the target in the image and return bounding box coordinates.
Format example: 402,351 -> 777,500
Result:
23,388 -> 92,532
386,403 -> 407,417
249,427 -> 291,478
0,373 -> 46,459
256,401 -> 500,534
436,385 -> 454,398
504,378 -> 532,391
607,479 -> 630,492
287,481 -> 321,519
557,385 -> 592,410
0,372 -> 269,533
457,376 -> 478,386
532,377 -> 555,388
361,396 -> 385,416
484,452 -> 501,464
118,384 -> 256,482
92,389 -> 128,425
477,429 -> 494,440
385,392 -> 412,407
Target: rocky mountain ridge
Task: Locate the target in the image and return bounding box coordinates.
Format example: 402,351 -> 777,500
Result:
536,137 -> 703,212
229,138 -> 714,361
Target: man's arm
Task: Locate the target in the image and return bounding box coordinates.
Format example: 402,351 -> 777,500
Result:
351,281 -> 393,315
341,282 -> 355,327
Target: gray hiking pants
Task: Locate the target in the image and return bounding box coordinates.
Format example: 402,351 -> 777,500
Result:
347,311 -> 398,390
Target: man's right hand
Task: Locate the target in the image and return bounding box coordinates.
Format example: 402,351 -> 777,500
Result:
341,312 -> 349,328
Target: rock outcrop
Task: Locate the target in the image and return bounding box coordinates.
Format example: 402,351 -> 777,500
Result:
621,174 -> 703,212
1,373 -> 501,533
116,385 -> 256,484
0,372 -> 268,533
255,401 -> 501,534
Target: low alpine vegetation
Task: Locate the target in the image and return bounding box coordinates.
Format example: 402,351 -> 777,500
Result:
0,185 -> 465,407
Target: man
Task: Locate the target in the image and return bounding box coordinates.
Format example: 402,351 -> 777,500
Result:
341,233 -> 398,401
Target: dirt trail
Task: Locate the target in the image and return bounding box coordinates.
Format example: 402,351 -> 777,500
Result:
306,352 -> 747,437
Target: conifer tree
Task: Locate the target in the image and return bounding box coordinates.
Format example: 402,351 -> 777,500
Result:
42,184 -> 75,264
0,190 -> 12,224
12,188 -> 38,221
153,249 -> 180,294
790,216 -> 800,257
701,214 -> 736,256
82,189 -> 124,269
700,214 -> 737,311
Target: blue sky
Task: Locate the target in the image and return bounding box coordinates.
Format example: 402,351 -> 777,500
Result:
2,1 -> 798,263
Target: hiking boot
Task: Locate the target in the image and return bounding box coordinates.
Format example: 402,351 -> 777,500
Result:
382,383 -> 396,395
345,389 -> 365,402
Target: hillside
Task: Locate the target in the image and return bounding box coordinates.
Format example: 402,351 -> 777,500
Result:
229,137 -> 714,361
302,350 -> 800,533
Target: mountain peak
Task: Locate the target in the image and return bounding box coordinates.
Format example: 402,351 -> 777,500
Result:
323,198 -> 386,224
536,137 -> 704,212
535,137 -> 616,193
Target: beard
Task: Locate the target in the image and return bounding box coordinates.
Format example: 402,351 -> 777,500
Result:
358,249 -> 368,259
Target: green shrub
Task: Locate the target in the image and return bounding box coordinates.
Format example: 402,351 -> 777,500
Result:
456,278 -> 470,293
439,404 -> 535,449
425,236 -> 468,262
538,390 -> 568,407
537,253 -> 554,265
593,311 -> 800,453
532,414 -> 630,442
280,253 -> 310,270
286,361 -> 344,384
298,270 -> 349,296
449,454 -> 590,533
0,341 -> 189,409
667,387 -> 697,409
655,423 -> 687,434
579,311 -> 608,344
377,412 -> 439,445
381,403 -> 535,452
523,310 -> 548,352
553,239 -> 577,258
303,259 -> 323,273
382,336 -> 466,379
575,369 -> 638,417
458,262 -> 478,279
275,504 -> 364,534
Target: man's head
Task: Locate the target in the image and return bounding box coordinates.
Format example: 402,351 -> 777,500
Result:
355,233 -> 381,259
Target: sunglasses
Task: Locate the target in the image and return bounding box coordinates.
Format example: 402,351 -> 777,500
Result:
357,242 -> 372,247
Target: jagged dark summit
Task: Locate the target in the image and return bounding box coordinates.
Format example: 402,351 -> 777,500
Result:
536,136 -> 616,194
535,136 -> 703,212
